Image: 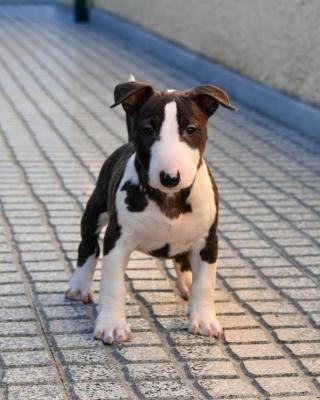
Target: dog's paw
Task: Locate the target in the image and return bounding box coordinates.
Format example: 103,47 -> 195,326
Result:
94,314 -> 133,344
176,270 -> 192,300
65,268 -> 94,304
188,306 -> 224,339
65,286 -> 94,304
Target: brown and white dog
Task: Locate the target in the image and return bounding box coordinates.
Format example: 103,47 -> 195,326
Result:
66,79 -> 236,344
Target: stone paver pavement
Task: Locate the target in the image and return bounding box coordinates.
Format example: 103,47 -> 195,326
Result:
0,4 -> 319,400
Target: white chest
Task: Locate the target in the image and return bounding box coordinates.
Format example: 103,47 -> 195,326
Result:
116,156 -> 217,257
136,200 -> 213,255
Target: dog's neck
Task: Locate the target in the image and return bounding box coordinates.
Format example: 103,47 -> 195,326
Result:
146,184 -> 192,219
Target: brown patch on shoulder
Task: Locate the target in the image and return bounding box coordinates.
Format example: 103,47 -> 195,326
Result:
103,211 -> 122,256
208,168 -> 219,232
200,167 -> 219,264
200,230 -> 218,263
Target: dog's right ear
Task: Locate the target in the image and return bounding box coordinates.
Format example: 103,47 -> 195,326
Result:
188,85 -> 237,116
111,81 -> 154,114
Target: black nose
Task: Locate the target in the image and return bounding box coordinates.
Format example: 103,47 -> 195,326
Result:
160,171 -> 180,188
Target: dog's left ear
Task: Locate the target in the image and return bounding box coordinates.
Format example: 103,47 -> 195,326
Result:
111,81 -> 154,114
188,85 -> 237,116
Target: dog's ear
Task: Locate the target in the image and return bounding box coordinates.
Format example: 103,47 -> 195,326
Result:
188,85 -> 237,116
111,81 -> 154,113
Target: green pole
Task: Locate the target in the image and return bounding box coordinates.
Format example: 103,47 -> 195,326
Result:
75,0 -> 89,22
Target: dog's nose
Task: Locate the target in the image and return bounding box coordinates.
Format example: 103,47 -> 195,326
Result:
160,170 -> 180,188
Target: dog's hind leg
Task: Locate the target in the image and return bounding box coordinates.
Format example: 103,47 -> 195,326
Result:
173,253 -> 192,300
66,191 -> 108,304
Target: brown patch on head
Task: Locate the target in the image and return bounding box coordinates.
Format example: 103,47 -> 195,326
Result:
172,85 -> 236,156
174,93 -> 210,156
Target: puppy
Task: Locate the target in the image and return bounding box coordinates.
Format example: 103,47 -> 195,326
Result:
66,80 -> 236,344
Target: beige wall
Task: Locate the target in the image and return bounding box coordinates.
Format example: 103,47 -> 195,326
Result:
94,0 -> 320,107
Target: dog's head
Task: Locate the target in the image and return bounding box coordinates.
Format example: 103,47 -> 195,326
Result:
111,81 -> 236,194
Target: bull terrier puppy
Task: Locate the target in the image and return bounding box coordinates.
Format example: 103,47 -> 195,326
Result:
66,80 -> 236,344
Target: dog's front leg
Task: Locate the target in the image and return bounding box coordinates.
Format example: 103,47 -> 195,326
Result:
94,229 -> 133,344
188,250 -> 224,339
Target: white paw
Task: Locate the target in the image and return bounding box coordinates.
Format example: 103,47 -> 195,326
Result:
65,266 -> 94,304
94,313 -> 132,344
176,270 -> 192,300
188,306 -> 224,339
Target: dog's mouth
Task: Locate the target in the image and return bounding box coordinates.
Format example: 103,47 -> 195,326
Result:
159,186 -> 182,196
147,180 -> 187,195
147,184 -> 177,196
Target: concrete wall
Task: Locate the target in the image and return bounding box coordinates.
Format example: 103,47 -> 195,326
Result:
94,0 -> 320,107
57,0 -> 72,5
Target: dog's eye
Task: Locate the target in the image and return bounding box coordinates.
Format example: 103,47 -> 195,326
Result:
186,125 -> 197,134
142,125 -> 154,135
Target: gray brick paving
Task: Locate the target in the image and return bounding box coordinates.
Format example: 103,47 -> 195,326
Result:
0,3 -> 319,399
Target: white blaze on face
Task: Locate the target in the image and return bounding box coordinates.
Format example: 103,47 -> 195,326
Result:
149,101 -> 200,193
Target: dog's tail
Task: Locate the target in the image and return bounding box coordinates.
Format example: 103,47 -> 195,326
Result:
126,74 -> 136,142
